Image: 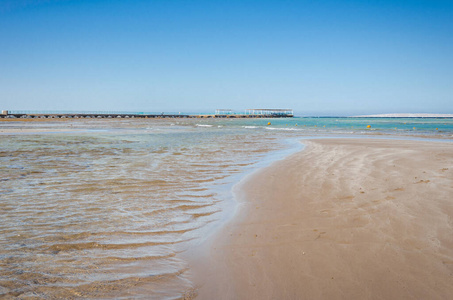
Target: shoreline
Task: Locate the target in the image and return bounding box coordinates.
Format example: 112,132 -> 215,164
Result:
191,138 -> 453,299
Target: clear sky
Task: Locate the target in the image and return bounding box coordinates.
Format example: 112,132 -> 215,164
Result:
1,0 -> 452,116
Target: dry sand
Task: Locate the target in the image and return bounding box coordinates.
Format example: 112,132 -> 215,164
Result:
192,139 -> 453,299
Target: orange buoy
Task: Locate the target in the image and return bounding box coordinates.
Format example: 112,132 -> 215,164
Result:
267,122 -> 271,125
367,125 -> 371,128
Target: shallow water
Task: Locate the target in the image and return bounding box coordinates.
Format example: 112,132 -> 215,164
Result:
0,117 -> 452,298
0,119 -> 288,299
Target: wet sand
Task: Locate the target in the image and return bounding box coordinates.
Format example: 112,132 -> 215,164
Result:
193,139 -> 453,299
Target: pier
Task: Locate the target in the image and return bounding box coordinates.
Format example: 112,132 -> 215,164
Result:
1,109 -> 294,119
0,111 -> 191,119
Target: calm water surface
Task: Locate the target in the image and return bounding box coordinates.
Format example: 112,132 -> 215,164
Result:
0,117 -> 452,299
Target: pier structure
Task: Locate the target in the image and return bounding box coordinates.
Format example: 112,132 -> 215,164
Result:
0,111 -> 192,119
215,109 -> 294,118
214,109 -> 235,116
245,109 -> 293,117
1,109 -> 294,119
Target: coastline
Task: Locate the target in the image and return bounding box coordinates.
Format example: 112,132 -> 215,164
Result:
2,119 -> 453,298
191,138 -> 453,299
353,113 -> 453,118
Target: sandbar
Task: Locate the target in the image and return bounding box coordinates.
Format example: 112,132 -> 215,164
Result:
192,138 -> 453,299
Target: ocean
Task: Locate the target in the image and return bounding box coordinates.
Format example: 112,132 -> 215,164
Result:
1,117 -> 452,298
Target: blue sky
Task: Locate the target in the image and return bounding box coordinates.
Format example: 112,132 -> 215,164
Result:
1,0 -> 452,115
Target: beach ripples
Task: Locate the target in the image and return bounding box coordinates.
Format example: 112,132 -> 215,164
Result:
0,119 -> 283,298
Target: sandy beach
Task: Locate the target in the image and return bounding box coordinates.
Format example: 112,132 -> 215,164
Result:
192,138 -> 453,299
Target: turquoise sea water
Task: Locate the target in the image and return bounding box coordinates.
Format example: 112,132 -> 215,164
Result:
0,117 -> 451,299
202,117 -> 453,137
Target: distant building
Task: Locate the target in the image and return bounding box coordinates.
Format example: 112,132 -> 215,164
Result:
215,109 -> 234,115
245,109 -> 293,117
215,109 -> 293,118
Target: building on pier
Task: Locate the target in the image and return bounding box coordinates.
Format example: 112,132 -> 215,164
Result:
215,109 -> 293,117
245,109 -> 293,117
214,109 -> 234,115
